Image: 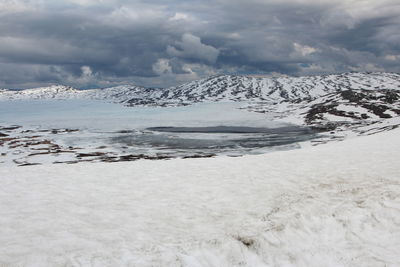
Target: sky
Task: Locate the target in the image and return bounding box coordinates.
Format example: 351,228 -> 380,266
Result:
0,0 -> 399,89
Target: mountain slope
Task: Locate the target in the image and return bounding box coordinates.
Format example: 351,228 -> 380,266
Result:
122,72 -> 400,106
1,72 -> 400,104
149,72 -> 400,104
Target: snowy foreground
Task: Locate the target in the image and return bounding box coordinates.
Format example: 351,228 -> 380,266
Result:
1,128 -> 400,266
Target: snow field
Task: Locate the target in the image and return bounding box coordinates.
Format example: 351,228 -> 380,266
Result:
0,128 -> 399,266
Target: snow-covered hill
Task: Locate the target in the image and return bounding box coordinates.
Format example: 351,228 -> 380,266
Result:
0,84 -> 150,101
101,72 -> 400,106
0,85 -> 80,100
1,72 -> 400,104
139,72 -> 400,105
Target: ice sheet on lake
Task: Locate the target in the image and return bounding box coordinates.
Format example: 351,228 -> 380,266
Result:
1,100 -> 319,163
0,100 -> 283,130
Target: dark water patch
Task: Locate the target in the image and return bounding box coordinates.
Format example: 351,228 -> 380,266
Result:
111,125 -> 320,155
147,125 -> 314,134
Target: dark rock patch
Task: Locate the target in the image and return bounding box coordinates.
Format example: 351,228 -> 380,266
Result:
98,154 -> 173,163
76,152 -> 107,158
51,128 -> 79,134
18,163 -> 42,167
0,125 -> 21,131
0,137 -> 16,146
182,154 -> 215,159
234,236 -> 255,248
361,104 -> 391,118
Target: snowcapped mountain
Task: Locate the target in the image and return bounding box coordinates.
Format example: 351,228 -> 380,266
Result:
0,84 -> 150,101
1,72 -> 399,104
102,72 -> 400,106
141,72 -> 400,105
83,85 -> 154,102
0,85 -> 80,100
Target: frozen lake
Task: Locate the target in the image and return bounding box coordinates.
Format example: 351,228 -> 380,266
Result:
0,100 -> 319,161
0,100 -> 281,129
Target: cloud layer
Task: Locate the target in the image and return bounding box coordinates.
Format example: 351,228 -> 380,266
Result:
0,0 -> 399,88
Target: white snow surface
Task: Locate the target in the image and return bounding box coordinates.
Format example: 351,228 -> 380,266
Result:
1,128 -> 399,266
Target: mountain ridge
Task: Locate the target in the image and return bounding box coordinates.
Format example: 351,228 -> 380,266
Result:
1,72 -> 399,136
1,72 -> 399,105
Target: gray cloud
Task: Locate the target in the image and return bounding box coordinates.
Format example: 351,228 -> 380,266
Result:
0,0 -> 399,89
167,33 -> 219,64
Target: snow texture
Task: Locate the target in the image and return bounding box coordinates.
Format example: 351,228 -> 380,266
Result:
0,128 -> 399,266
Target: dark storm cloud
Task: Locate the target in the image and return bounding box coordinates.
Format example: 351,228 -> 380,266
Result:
0,0 -> 399,88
